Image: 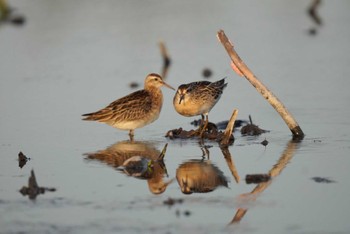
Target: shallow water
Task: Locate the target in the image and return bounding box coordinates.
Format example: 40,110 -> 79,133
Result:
1,0 -> 350,233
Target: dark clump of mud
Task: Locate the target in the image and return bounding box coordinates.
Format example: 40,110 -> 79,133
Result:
191,119 -> 248,130
18,151 -> 30,168
163,197 -> 184,206
241,124 -> 268,136
241,115 -> 269,136
260,139 -> 269,146
165,126 -> 234,144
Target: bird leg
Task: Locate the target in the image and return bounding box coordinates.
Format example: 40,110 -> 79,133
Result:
128,129 -> 134,141
188,114 -> 208,138
199,114 -> 209,138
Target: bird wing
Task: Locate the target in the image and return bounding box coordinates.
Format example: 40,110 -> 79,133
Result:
82,90 -> 152,123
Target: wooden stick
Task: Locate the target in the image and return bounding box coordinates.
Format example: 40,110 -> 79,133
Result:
217,30 -> 304,139
221,109 -> 238,146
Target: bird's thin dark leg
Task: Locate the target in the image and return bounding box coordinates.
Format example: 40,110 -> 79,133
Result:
199,114 -> 209,138
129,130 -> 134,141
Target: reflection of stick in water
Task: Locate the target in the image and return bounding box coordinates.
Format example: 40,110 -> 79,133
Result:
217,30 -> 304,139
229,139 -> 299,224
220,146 -> 240,183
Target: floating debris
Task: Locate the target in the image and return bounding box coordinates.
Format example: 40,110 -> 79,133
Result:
261,139 -> 269,146
163,197 -> 184,206
202,68 -> 213,78
19,170 -> 56,200
191,119 -> 247,130
241,115 -> 269,136
0,0 -> 26,26
165,126 -> 234,144
167,110 -> 236,144
183,210 -> 191,216
129,81 -> 139,89
245,174 -> 271,184
311,177 -> 336,183
18,151 -> 30,168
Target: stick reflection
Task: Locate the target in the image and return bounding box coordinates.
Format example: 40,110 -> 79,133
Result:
229,139 -> 300,224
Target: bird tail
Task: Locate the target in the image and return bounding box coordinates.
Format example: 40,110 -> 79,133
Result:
214,77 -> 228,89
82,112 -> 95,121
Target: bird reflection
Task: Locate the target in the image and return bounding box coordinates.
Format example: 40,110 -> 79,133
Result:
84,141 -> 173,194
176,159 -> 229,194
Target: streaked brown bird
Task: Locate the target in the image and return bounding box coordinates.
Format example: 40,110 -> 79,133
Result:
173,78 -> 227,137
82,73 -> 174,140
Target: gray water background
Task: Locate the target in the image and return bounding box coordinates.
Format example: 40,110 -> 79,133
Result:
1,1 -> 350,233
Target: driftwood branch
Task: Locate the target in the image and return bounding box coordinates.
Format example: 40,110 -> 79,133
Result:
217,30 -> 304,139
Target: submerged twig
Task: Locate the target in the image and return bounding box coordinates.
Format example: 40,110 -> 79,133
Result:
217,30 -> 304,139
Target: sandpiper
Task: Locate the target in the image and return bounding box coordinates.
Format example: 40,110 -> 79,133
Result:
173,78 -> 227,137
82,73 -> 174,140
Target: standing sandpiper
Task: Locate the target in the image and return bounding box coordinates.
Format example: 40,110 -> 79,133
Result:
173,78 -> 227,137
82,73 -> 175,140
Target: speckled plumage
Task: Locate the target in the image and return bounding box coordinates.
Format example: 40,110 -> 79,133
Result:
173,78 -> 227,136
82,73 -> 174,139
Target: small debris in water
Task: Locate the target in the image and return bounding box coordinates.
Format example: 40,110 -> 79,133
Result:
261,139 -> 269,146
241,115 -> 268,136
191,119 -> 248,130
19,169 -> 56,200
202,68 -> 213,78
9,15 -> 25,25
245,174 -> 271,184
129,82 -> 139,89
308,28 -> 317,36
165,126 -> 234,144
0,1 -> 26,26
163,197 -> 184,206
183,210 -> 191,216
18,151 -> 30,168
311,177 -> 336,183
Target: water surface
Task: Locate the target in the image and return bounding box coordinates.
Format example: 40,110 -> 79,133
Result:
1,1 -> 350,233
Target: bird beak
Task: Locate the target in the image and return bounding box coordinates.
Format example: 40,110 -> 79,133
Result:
162,81 -> 175,90
179,94 -> 185,104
